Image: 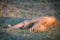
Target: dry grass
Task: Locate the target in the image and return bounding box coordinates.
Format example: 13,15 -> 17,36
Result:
0,0 -> 60,40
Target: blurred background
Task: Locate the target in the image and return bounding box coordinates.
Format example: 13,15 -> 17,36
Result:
0,0 -> 60,40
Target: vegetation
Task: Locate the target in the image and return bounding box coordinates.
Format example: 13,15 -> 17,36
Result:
0,0 -> 60,40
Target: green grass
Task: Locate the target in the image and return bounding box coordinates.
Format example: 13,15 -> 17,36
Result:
0,17 -> 60,40
0,0 -> 60,40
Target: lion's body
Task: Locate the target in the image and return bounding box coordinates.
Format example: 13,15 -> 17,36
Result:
6,16 -> 60,32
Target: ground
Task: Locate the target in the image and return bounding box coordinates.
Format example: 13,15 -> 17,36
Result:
0,0 -> 60,40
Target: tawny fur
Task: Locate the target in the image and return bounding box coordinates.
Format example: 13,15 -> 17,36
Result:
29,16 -> 60,32
5,16 -> 60,32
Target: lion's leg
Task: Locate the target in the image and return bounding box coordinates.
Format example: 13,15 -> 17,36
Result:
21,19 -> 37,29
6,22 -> 24,31
6,19 -> 37,31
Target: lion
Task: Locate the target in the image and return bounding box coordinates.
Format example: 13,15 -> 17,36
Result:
6,16 -> 60,32
29,16 -> 60,32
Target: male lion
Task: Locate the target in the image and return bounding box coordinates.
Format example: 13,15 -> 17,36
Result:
6,16 -> 60,32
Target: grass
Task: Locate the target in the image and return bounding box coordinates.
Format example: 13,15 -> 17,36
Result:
0,17 -> 60,40
0,0 -> 60,40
